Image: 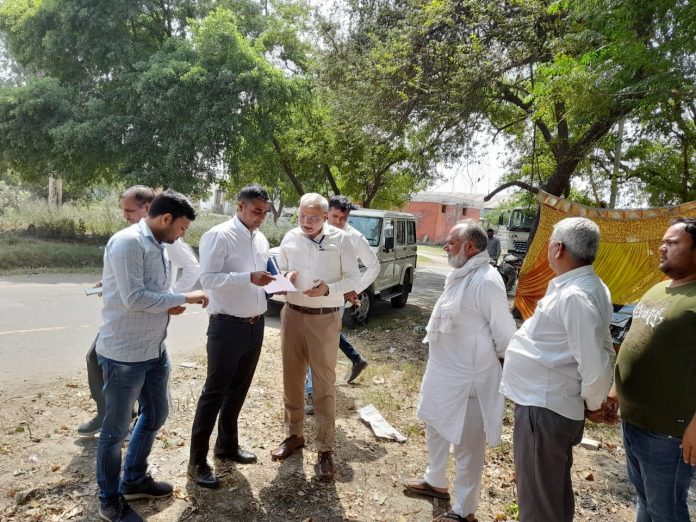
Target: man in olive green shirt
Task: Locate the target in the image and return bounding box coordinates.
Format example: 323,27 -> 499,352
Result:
606,217 -> 696,522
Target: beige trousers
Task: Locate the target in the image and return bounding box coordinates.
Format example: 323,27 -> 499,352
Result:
280,305 -> 342,452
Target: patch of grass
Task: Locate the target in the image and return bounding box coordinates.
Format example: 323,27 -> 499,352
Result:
417,244 -> 445,256
0,232 -> 103,273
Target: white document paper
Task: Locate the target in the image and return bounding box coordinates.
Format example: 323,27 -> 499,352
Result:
264,275 -> 297,294
358,404 -> 407,443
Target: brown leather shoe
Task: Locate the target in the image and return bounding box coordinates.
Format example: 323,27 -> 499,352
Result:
315,451 -> 334,480
271,435 -> 305,461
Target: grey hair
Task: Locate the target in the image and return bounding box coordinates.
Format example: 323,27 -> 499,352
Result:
451,221 -> 488,253
550,217 -> 600,264
299,193 -> 329,212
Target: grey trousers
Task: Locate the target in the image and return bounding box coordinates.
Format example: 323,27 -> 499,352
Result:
513,405 -> 585,522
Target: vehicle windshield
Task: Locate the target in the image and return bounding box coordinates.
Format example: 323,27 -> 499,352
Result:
348,216 -> 382,247
509,209 -> 535,231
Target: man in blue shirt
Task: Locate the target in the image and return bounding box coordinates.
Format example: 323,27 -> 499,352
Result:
95,190 -> 208,522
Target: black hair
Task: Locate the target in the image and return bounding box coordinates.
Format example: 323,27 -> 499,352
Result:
328,195 -> 352,212
237,184 -> 269,203
148,189 -> 196,221
671,217 -> 696,248
121,185 -> 155,206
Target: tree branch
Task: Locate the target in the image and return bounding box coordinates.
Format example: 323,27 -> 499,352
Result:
484,180 -> 540,201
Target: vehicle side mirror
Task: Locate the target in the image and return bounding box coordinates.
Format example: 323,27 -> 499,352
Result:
384,236 -> 394,252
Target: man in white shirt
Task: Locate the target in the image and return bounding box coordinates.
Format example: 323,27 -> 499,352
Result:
304,196 -> 380,413
187,185 -> 274,489
403,222 -> 516,522
77,185 -> 200,436
500,217 -> 614,522
271,193 -> 361,480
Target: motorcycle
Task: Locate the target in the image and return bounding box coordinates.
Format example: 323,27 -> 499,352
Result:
610,303 -> 636,349
496,252 -> 524,294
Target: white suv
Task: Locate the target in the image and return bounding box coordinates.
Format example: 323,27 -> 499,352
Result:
342,209 -> 417,326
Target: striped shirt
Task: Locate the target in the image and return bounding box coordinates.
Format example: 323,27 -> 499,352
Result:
96,220 -> 186,362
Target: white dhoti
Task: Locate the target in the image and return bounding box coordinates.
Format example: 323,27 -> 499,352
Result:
416,251 -> 517,518
424,393 -> 486,517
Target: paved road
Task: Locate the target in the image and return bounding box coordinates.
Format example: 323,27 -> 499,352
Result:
0,265 -> 447,394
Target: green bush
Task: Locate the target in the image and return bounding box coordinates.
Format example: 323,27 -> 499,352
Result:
0,180 -> 31,215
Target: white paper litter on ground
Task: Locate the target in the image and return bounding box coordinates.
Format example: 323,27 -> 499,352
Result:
358,404 -> 407,442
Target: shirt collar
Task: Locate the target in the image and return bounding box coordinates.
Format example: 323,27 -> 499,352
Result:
231,214 -> 255,238
551,264 -> 596,288
303,222 -> 329,240
137,219 -> 161,247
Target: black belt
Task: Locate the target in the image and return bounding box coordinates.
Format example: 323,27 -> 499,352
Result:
211,313 -> 263,324
287,303 -> 339,315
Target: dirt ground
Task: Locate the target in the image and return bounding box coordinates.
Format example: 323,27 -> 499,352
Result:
1,298 -> 663,522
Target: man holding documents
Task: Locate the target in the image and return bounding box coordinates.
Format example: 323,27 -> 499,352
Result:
271,193 -> 361,480
187,185 -> 273,489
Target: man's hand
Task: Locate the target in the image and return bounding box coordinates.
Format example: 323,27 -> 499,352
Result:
185,290 -> 209,308
344,290 -> 359,305
168,305 -> 186,315
95,280 -> 103,288
680,413 -> 696,466
304,280 -> 329,297
286,271 -> 299,284
602,385 -> 620,424
251,271 -> 274,286
584,408 -> 605,423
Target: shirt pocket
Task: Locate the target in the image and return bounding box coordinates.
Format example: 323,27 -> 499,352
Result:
316,250 -> 342,283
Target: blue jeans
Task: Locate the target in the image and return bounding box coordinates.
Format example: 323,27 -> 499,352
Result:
96,352 -> 170,508
623,421 -> 694,522
305,332 -> 362,396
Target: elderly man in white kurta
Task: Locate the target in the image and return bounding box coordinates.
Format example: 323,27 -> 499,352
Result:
405,222 -> 517,522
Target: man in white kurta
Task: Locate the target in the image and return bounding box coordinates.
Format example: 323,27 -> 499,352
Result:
405,222 -> 516,522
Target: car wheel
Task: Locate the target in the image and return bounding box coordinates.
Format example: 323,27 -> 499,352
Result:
390,270 -> 411,308
343,289 -> 373,328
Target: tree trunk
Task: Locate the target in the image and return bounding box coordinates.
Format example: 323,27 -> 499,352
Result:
271,137 -> 305,196
609,119 -> 624,209
48,176 -> 62,208
323,164 -> 341,195
681,135 -> 690,203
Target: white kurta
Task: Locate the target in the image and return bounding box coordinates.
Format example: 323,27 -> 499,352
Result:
417,252 -> 517,445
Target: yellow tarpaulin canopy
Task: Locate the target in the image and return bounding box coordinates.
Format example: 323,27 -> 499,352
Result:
514,191 -> 696,320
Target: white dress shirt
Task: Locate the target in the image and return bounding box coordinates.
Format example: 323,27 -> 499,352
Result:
277,223 -> 361,308
198,215 -> 270,317
418,252 -> 517,445
97,220 -> 186,362
165,239 -> 200,292
344,223 -> 380,293
500,265 -> 614,420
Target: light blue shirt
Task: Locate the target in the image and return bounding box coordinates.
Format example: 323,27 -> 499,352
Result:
96,220 -> 186,362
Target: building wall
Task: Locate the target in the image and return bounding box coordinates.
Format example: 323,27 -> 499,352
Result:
405,201 -> 481,243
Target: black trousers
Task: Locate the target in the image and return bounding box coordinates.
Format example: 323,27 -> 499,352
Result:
189,315 -> 264,465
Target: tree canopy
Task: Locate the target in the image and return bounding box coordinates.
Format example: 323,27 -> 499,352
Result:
0,0 -> 694,207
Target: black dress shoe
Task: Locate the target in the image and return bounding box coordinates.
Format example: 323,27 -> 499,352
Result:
214,447 -> 258,464
187,462 -> 220,489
